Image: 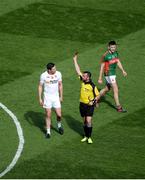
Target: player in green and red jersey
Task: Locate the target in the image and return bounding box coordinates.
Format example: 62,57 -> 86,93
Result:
98,40 -> 127,112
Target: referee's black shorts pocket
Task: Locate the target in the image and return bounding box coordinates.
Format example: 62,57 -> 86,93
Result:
79,102 -> 94,117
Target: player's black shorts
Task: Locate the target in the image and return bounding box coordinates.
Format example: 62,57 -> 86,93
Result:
79,102 -> 94,117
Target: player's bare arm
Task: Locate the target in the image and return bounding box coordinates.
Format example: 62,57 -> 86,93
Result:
73,52 -> 82,76
38,83 -> 43,106
58,81 -> 63,102
117,60 -> 127,76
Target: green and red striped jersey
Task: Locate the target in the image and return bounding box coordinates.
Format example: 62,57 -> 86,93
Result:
103,51 -> 119,76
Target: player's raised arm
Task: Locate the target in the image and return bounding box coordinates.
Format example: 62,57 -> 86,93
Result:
73,52 -> 82,76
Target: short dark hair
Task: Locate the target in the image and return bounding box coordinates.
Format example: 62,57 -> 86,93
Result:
46,63 -> 55,70
83,71 -> 92,78
108,40 -> 117,46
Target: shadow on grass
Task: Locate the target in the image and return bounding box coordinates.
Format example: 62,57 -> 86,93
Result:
97,87 -> 116,110
64,114 -> 83,136
100,95 -> 116,110
24,111 -> 59,134
24,111 -> 46,134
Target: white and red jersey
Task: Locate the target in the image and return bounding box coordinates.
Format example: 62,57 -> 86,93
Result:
40,71 -> 62,97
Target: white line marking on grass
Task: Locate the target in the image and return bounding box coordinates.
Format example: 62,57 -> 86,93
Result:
0,102 -> 24,178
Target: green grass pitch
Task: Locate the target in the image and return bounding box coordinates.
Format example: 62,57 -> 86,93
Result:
0,0 -> 145,178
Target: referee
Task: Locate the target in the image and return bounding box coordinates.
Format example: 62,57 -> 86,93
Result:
73,52 -> 100,144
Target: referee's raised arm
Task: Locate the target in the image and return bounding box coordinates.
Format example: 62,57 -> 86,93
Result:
73,52 -> 82,76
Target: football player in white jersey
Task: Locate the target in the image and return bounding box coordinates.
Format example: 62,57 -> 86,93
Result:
38,63 -> 64,138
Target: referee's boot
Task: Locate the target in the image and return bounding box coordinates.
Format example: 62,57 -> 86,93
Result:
81,136 -> 88,142
87,137 -> 93,144
58,127 -> 64,135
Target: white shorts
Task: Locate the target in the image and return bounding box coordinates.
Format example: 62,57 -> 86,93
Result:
105,75 -> 116,84
43,95 -> 61,109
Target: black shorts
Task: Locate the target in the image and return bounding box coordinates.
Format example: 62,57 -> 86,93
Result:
79,102 -> 94,117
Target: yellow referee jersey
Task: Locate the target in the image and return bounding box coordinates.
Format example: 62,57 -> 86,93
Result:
79,77 -> 99,105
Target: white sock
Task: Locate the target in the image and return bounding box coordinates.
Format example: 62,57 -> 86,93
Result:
47,128 -> 51,134
57,122 -> 61,128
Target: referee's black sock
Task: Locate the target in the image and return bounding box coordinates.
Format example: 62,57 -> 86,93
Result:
84,125 -> 88,137
88,127 -> 92,138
